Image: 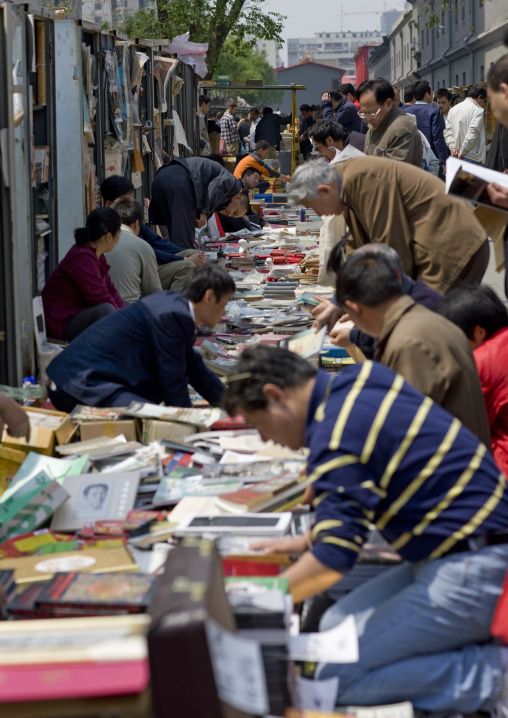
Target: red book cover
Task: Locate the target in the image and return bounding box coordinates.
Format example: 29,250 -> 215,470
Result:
91,521 -> 125,536
35,572 -> 157,612
0,660 -> 149,702
222,559 -> 281,577
176,452 -> 193,468
123,510 -> 165,530
210,414 -> 250,430
215,472 -> 302,513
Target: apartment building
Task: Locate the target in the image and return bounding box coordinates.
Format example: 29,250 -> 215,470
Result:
287,30 -> 383,77
82,0 -> 156,27
367,0 -> 508,92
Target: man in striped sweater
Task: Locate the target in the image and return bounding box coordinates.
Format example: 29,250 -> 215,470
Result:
224,345 -> 508,715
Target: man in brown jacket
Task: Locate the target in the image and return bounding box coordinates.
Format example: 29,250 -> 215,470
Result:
356,79 -> 422,167
334,251 -> 491,446
287,157 -> 489,294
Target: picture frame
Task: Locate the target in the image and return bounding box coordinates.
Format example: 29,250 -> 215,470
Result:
51,471 -> 141,532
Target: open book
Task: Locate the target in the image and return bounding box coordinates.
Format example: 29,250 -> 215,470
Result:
446,156 -> 508,212
446,156 -> 508,271
279,326 -> 327,360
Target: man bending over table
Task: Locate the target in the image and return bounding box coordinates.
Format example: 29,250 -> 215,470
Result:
223,345 -> 508,714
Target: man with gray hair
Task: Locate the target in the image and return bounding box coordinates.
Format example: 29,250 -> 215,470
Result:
287,156 -> 489,294
332,249 -> 490,444
314,243 -> 442,359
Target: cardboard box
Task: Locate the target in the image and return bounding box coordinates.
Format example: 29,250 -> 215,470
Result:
79,420 -> 137,443
0,446 -> 27,497
140,420 -> 198,445
1,407 -> 76,457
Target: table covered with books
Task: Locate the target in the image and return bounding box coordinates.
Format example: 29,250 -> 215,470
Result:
0,212 -> 410,718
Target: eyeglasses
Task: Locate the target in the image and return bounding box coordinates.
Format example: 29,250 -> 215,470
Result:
358,107 -> 383,119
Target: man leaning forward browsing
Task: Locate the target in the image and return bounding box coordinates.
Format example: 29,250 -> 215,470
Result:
47,265 -> 234,412
223,345 -> 508,713
287,158 -> 489,294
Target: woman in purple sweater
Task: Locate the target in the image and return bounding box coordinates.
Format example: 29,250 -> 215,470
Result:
42,207 -> 127,341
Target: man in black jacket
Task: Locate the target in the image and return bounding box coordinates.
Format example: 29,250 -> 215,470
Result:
254,107 -> 293,157
47,265 -> 234,412
299,104 -> 316,160
321,89 -> 365,134
149,157 -> 248,250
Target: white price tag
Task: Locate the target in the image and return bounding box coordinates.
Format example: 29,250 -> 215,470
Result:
205,618 -> 269,715
288,614 -> 359,663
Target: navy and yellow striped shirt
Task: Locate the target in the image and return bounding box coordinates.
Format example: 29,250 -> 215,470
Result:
306,362 -> 508,572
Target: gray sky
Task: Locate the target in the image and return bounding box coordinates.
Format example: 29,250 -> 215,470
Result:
262,0 -> 408,61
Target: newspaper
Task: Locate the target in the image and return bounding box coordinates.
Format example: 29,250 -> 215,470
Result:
123,403 -> 222,428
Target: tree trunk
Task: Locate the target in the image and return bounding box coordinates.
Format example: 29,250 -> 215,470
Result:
157,0 -> 170,28
206,0 -> 246,77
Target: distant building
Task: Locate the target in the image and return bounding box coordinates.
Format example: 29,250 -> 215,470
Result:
81,0 -> 156,26
274,58 -> 344,114
287,30 -> 383,78
365,37 -> 391,81
380,10 -> 403,36
355,44 -> 381,86
366,0 -> 508,92
7,0 -> 43,9
252,39 -> 282,69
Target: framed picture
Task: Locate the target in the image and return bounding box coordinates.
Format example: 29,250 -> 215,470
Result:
174,512 -> 293,537
51,471 -> 141,532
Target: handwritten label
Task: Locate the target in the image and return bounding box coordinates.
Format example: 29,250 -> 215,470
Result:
288,614 -> 359,663
205,618 -> 269,715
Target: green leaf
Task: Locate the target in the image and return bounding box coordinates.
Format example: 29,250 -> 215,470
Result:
117,0 -> 286,78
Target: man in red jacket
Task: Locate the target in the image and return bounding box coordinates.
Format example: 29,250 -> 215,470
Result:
439,285 -> 508,476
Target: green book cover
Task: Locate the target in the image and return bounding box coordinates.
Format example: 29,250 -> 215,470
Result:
0,472 -> 70,544
225,576 -> 289,593
1,452 -> 89,504
36,540 -> 80,555
153,476 -> 241,505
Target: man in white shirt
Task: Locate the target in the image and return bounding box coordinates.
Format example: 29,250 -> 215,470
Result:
249,107 -> 261,147
108,197 -> 162,303
444,86 -> 487,164
198,95 -> 211,157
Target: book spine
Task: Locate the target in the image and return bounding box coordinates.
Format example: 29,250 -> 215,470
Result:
35,600 -> 145,612
44,572 -> 77,600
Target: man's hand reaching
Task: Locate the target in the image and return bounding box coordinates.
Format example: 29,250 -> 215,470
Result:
0,394 -> 30,441
487,182 -> 508,209
185,252 -> 207,266
311,297 -> 342,332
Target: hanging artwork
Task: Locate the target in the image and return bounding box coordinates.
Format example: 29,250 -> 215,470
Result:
153,57 -> 178,113
131,51 -> 149,126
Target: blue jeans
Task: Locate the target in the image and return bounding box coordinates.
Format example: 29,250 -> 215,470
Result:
316,544 -> 508,712
461,155 -> 483,165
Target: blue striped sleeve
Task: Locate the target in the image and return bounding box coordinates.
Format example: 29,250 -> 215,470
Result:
309,459 -> 383,571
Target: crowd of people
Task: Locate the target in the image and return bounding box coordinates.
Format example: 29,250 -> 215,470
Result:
9,41 -> 508,713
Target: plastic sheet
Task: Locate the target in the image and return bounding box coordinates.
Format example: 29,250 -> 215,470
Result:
130,51 -> 149,126
12,60 -> 24,127
172,109 -> 192,156
153,57 -> 178,113
169,32 -> 208,78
